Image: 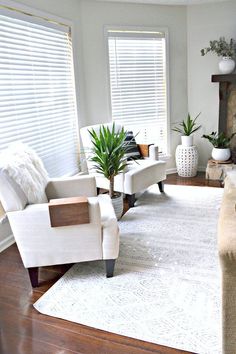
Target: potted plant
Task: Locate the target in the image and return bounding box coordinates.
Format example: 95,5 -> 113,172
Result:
201,37 -> 236,74
202,131 -> 236,161
88,123 -> 128,219
172,113 -> 201,147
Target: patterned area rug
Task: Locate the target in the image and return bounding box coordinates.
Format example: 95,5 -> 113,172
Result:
34,185 -> 223,354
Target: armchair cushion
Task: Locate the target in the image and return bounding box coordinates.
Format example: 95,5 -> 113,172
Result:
8,197 -> 103,268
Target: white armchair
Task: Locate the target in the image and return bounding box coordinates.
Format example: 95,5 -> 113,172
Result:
0,144 -> 119,287
80,123 -> 167,207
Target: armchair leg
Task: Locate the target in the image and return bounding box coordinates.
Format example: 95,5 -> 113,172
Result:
28,267 -> 39,288
105,259 -> 116,278
158,181 -> 164,193
97,187 -> 100,195
127,193 -> 136,208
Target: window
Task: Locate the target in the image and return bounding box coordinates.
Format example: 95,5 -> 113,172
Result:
0,8 -> 79,177
107,28 -> 168,154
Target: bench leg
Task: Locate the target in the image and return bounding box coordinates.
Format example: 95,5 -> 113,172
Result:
28,267 -> 39,288
127,193 -> 136,208
105,259 -> 116,278
158,181 -> 164,193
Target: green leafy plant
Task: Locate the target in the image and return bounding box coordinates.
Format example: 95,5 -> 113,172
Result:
172,113 -> 201,136
201,37 -> 236,58
202,131 -> 236,148
88,124 -> 128,198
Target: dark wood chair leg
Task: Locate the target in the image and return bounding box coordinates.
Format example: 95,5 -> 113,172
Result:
127,193 -> 136,208
105,259 -> 116,278
97,187 -> 100,195
28,267 -> 39,288
158,181 -> 164,193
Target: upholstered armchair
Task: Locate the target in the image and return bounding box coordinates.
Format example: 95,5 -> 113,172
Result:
80,123 -> 167,207
0,143 -> 119,287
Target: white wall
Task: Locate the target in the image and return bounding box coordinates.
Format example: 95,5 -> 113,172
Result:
0,0 -> 188,250
187,0 -> 236,168
80,0 -> 188,169
15,0 -> 89,126
14,0 -> 188,169
0,0 -> 85,250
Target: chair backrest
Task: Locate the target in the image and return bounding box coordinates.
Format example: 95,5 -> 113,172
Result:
0,142 -> 49,212
80,123 -> 123,170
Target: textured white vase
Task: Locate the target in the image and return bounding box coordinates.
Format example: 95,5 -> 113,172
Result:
112,193 -> 123,220
218,57 -> 235,74
181,135 -> 193,147
176,145 -> 198,177
211,147 -> 231,161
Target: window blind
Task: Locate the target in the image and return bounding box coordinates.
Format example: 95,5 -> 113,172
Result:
107,30 -> 168,153
0,10 -> 79,177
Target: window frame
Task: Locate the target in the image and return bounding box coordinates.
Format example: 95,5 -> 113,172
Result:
0,0 -> 81,220
104,25 -> 170,155
0,0 -> 81,177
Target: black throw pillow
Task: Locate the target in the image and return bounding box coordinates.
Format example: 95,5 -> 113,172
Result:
124,131 -> 141,160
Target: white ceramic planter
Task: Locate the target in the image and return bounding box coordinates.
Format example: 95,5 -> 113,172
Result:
211,147 -> 231,161
175,145 -> 198,177
219,57 -> 235,74
181,135 -> 193,147
112,193 -> 123,220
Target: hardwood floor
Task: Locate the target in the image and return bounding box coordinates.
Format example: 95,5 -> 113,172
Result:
0,173 -> 221,354
165,172 -> 223,188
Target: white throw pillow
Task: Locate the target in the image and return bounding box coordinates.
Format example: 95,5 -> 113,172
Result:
0,142 -> 49,204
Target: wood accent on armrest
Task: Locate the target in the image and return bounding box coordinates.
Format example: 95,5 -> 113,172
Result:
138,144 -> 154,158
49,196 -> 89,227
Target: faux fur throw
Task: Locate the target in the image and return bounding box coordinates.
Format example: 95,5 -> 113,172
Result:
0,142 -> 49,204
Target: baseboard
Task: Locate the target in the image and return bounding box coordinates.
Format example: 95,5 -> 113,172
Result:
0,234 -> 15,253
167,167 -> 206,175
166,168 -> 177,174
198,166 -> 206,172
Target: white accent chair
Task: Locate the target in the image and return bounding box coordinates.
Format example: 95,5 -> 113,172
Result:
0,147 -> 119,288
80,123 -> 167,207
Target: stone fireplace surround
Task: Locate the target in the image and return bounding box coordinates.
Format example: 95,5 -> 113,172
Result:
212,74 -> 236,163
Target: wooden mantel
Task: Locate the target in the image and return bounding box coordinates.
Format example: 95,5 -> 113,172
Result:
212,74 -> 236,132
212,74 -> 236,84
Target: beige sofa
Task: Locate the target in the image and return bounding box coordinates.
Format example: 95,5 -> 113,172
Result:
218,173 -> 236,354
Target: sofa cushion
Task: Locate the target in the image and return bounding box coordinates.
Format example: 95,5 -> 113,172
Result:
224,171 -> 236,196
226,170 -> 236,186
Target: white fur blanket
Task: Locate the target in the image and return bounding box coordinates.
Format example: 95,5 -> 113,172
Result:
0,142 -> 48,204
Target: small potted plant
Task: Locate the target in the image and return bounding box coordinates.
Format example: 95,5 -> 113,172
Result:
201,37 -> 236,74
88,123 -> 128,219
172,113 -> 201,147
202,131 -> 236,161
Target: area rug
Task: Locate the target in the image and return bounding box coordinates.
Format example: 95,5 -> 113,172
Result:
34,184 -> 223,354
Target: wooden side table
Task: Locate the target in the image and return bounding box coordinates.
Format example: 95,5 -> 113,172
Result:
206,159 -> 235,180
175,145 -> 198,177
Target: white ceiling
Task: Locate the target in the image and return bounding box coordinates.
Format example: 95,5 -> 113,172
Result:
96,0 -> 229,5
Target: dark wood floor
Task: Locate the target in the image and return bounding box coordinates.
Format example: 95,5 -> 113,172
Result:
0,173 -> 221,354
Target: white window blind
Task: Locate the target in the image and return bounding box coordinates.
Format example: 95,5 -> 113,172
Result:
107,30 -> 168,153
0,9 -> 79,177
